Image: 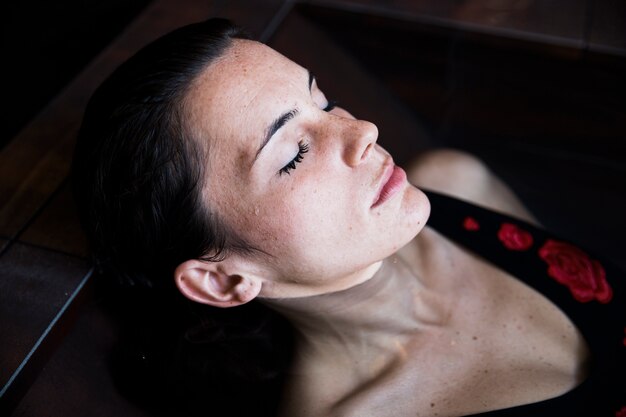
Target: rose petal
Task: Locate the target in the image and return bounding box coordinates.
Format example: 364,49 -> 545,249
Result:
463,216 -> 480,231
538,239 -> 612,304
498,223 -> 533,251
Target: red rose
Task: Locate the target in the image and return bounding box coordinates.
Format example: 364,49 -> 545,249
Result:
463,216 -> 480,231
615,406 -> 626,417
497,223 -> 533,251
538,239 -> 612,303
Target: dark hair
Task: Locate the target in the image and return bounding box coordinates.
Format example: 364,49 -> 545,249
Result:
72,18 -> 254,290
72,19 -> 293,416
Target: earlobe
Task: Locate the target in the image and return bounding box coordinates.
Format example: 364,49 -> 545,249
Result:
174,259 -> 262,308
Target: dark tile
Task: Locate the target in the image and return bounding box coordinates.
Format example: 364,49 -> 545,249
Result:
588,0 -> 626,55
0,124 -> 78,239
327,0 -> 586,47
0,243 -> 91,413
211,0 -> 285,40
10,299 -> 152,417
0,238 -> 8,254
19,183 -> 89,258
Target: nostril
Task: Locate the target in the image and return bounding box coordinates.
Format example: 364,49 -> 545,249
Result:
362,142 -> 373,161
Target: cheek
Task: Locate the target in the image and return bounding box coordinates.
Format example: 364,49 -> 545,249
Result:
245,181 -> 351,255
233,192 -> 307,255
282,184 -> 371,264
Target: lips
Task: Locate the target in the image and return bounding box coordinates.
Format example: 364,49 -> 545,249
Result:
371,161 -> 407,208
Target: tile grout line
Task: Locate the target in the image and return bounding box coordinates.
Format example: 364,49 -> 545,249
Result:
0,267 -> 95,399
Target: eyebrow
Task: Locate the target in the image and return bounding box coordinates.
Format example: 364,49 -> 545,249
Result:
253,70 -> 314,163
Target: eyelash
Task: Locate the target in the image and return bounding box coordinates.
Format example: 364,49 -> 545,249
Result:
279,141 -> 309,176
276,100 -> 335,177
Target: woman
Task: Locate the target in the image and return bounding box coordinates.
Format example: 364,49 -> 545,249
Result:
72,18 -> 624,417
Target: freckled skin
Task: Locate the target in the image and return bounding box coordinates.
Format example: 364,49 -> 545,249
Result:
185,39 -> 428,297
180,40 -> 589,417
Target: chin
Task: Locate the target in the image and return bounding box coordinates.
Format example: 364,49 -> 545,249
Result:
401,185 -> 431,237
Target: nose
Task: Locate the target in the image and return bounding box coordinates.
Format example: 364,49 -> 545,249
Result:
341,118 -> 378,167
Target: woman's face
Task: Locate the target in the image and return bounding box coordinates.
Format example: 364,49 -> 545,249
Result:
185,39 -> 429,298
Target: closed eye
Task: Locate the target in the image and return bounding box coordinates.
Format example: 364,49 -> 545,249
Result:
279,141 -> 309,176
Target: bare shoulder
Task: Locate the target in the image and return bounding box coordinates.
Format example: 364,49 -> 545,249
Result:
407,148 -> 538,225
406,149 -> 490,201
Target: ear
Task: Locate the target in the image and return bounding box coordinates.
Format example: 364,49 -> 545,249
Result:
174,259 -> 262,308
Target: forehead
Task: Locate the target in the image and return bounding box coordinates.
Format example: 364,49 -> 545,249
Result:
184,39 -> 308,157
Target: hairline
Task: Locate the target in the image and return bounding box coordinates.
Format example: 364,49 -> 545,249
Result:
176,40 -> 272,263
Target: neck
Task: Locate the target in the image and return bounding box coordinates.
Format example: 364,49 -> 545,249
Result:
262,256 -> 451,369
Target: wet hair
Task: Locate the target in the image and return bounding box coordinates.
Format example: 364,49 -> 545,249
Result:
72,19 -> 293,416
72,18 -> 255,290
